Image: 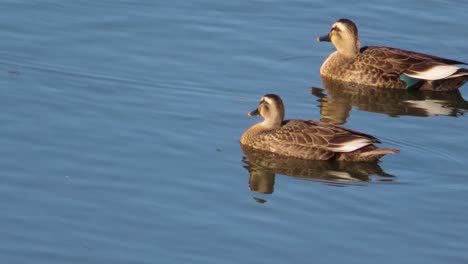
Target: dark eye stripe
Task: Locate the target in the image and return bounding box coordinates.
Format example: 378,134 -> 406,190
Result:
331,26 -> 341,32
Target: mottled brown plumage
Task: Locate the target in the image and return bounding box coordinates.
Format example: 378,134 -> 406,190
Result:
317,18 -> 468,91
240,94 -> 399,161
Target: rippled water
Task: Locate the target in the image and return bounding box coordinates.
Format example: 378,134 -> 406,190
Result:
1,1 -> 468,263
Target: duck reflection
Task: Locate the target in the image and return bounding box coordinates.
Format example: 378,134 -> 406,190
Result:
312,77 -> 468,125
241,145 -> 395,195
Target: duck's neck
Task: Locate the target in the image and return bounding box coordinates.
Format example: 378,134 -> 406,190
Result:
240,118 -> 282,145
261,117 -> 282,129
337,38 -> 360,59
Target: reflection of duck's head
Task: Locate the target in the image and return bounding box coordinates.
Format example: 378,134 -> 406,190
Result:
242,157 -> 276,195
247,94 -> 285,128
317,18 -> 360,59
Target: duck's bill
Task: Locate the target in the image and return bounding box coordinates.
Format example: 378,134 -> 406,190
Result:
248,108 -> 259,116
317,35 -> 331,42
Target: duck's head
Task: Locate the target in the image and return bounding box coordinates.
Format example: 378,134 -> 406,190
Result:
317,18 -> 360,58
248,94 -> 285,128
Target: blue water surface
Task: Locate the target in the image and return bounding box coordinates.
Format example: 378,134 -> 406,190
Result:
0,1 -> 467,263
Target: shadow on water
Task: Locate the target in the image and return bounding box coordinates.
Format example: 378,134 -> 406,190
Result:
311,77 -> 468,125
241,146 -> 396,201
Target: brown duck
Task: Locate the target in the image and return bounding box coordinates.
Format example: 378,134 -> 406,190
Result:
240,94 -> 399,161
317,18 -> 468,90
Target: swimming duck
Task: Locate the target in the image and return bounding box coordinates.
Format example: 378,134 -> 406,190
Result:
317,18 -> 468,90
240,94 -> 399,161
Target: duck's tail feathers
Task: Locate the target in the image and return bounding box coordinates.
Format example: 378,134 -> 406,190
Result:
449,68 -> 468,79
403,63 -> 461,81
337,147 -> 399,162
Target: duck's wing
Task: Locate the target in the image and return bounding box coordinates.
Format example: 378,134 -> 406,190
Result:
362,46 -> 468,87
269,120 -> 379,153
362,47 -> 466,74
393,48 -> 467,66
362,46 -> 467,69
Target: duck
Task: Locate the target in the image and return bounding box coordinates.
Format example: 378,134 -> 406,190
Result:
240,94 -> 399,161
316,18 -> 468,90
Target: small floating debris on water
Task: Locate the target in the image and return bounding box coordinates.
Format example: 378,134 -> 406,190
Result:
253,197 -> 267,204
8,69 -> 20,75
